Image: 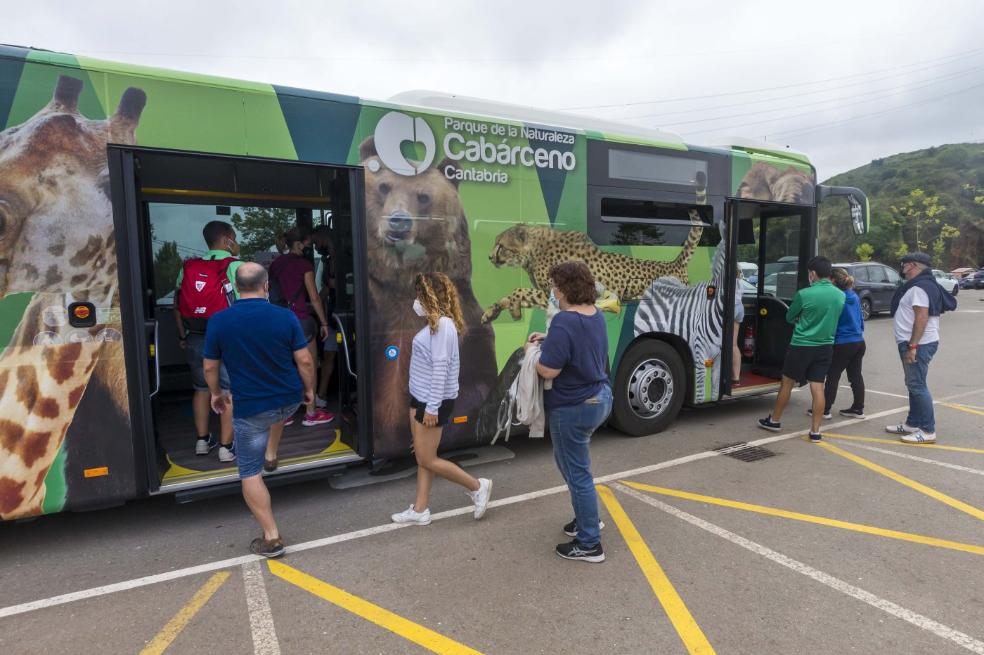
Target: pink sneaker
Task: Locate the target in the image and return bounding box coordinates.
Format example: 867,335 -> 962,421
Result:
283,414 -> 295,427
302,409 -> 335,426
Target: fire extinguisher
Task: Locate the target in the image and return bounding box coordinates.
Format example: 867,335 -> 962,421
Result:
742,323 -> 756,359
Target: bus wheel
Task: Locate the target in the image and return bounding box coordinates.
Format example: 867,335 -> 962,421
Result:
610,339 -> 685,437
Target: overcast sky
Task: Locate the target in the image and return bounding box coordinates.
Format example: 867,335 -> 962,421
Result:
4,0 -> 983,178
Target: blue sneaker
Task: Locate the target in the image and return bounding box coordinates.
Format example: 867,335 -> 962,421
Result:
809,431 -> 823,443
757,415 -> 781,432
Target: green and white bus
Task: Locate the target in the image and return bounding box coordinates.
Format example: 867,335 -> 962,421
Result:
0,45 -> 868,521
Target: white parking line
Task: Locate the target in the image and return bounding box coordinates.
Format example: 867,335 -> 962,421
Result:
614,483 -> 984,655
836,442 -> 984,477
844,385 -> 908,400
1,387 -> 982,621
242,562 -> 280,655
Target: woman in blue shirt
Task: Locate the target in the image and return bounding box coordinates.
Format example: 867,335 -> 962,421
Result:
526,261 -> 612,563
822,268 -> 866,418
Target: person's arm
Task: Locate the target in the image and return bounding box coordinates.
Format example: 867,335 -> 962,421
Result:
785,290 -> 803,324
303,270 -> 330,341
203,358 -> 229,414
536,360 -> 562,380
292,347 -> 316,406
173,289 -> 187,348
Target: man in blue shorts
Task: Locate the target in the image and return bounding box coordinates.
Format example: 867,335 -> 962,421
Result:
204,262 -> 315,558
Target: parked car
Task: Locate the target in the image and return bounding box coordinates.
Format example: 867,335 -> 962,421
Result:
959,275 -> 976,290
932,269 -> 959,295
833,262 -> 903,320
738,261 -> 759,283
973,269 -> 984,290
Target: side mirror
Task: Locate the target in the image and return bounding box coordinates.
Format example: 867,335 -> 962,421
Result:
818,185 -> 870,236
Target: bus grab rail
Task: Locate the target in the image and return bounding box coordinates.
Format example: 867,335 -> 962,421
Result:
332,314 -> 357,380
147,320 -> 161,398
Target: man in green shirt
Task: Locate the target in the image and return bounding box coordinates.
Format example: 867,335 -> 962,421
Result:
758,256 -> 845,441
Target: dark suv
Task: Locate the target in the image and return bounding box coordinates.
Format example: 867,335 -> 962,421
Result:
973,269 -> 984,290
833,262 -> 903,320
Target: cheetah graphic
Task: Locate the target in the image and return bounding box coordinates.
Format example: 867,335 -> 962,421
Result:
482,210 -> 704,323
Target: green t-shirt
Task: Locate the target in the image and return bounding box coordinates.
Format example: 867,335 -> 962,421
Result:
786,279 -> 845,347
174,249 -> 242,300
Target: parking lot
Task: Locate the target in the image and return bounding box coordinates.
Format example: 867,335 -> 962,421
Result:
2,290 -> 983,654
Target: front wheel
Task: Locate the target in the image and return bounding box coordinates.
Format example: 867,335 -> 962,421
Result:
610,339 -> 686,437
860,297 -> 872,321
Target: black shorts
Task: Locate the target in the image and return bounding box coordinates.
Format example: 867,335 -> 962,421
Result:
410,396 -> 456,426
782,345 -> 833,385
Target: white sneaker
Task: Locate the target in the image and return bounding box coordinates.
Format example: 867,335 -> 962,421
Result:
901,431 -> 936,444
315,396 -> 328,409
218,445 -> 236,462
885,423 -> 919,434
468,478 -> 493,520
391,505 -> 431,525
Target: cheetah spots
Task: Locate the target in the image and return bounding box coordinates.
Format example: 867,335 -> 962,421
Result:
0,476 -> 27,515
43,342 -> 82,384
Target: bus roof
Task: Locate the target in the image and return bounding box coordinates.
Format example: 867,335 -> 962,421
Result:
1,43 -> 812,167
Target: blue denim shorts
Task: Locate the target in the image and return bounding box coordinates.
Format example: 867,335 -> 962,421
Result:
185,332 -> 230,391
233,403 -> 300,478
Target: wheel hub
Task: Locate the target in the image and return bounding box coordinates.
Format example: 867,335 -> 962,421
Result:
626,358 -> 674,420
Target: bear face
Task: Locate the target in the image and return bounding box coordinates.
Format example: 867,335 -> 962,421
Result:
360,138 -> 470,285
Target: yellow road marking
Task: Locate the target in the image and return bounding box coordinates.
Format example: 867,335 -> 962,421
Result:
267,560 -> 483,655
818,442 -> 984,522
139,572 -> 230,655
941,402 -> 984,418
824,432 -> 984,455
621,481 -> 984,557
597,485 -> 716,654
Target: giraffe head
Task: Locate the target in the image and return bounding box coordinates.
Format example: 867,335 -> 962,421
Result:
0,76 -> 146,300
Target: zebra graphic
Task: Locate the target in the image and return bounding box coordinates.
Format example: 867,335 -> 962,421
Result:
633,222 -> 729,403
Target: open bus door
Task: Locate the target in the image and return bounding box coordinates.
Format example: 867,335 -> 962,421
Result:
726,200 -> 814,397
108,147 -> 368,496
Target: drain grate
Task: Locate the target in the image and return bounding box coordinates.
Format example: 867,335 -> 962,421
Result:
714,441 -> 779,462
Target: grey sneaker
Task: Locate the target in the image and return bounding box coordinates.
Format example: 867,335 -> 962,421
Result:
195,433 -> 216,455
391,505 -> 431,525
469,478 -> 493,520
901,431 -> 936,444
555,540 -> 605,563
218,445 -> 236,462
886,423 -> 919,434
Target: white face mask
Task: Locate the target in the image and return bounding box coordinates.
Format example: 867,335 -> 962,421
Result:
548,289 -> 559,308
412,299 -> 427,317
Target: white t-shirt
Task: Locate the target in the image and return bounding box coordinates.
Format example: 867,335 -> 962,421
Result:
893,287 -> 940,344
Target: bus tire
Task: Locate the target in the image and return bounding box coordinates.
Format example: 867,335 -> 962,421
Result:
610,339 -> 685,437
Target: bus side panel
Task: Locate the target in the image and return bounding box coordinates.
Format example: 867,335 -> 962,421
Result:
0,51 -> 138,519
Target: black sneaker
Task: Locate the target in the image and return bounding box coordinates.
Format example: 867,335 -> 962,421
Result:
555,540 -> 605,563
195,433 -> 217,455
757,415 -> 781,432
839,408 -> 866,419
250,536 -> 286,559
806,409 -> 832,420
563,519 -> 606,537
809,431 -> 823,443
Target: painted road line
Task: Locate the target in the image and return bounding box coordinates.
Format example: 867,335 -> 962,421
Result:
3,387 -> 982,621
613,484 -> 984,655
819,442 -> 984,522
267,560 -> 483,655
242,562 -> 280,655
621,481 -> 984,557
825,433 -> 984,455
835,442 -> 984,477
138,571 -> 230,655
942,403 -> 984,418
844,385 -> 908,399
597,485 -> 716,655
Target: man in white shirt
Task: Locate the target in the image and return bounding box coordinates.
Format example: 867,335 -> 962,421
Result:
886,252 -> 950,443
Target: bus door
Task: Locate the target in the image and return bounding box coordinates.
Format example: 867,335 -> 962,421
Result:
729,200 -> 814,395
109,148 -> 368,494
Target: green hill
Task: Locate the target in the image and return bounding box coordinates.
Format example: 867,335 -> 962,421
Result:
818,142 -> 984,270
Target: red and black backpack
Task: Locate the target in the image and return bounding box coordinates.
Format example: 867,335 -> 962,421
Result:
177,257 -> 237,331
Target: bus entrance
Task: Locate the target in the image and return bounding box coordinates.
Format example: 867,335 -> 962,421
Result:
109,148 -> 368,493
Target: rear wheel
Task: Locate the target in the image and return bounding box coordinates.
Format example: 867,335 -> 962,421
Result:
610,339 -> 686,436
860,297 -> 872,321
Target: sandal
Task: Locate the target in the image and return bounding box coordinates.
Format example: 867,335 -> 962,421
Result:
263,458 -> 278,472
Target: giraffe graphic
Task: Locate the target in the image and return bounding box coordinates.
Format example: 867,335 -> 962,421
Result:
0,75 -> 146,519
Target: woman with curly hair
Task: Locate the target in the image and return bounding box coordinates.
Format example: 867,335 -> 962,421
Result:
526,261 -> 612,563
391,272 -> 493,525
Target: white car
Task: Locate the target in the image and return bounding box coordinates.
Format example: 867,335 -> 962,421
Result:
932,269 -> 959,294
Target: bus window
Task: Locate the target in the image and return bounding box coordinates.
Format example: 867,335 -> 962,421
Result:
588,196 -> 718,248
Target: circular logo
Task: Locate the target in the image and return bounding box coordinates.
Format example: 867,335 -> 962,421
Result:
384,345 -> 400,360
373,111 -> 436,176
33,331 -> 63,346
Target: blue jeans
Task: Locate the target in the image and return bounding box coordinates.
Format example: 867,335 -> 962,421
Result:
549,385 -> 613,547
897,341 -> 938,433
233,404 -> 300,479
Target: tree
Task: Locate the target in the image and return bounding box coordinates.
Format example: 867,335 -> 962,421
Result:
932,224 -> 961,268
855,243 -> 874,262
153,241 -> 182,299
889,188 -> 946,253
230,207 -> 296,258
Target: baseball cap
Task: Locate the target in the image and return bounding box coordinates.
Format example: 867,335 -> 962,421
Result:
900,252 -> 932,266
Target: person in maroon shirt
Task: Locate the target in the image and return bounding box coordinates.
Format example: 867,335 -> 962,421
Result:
265,227 -> 334,469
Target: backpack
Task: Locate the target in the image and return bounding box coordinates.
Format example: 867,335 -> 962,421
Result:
269,258 -> 307,311
177,257 -> 237,331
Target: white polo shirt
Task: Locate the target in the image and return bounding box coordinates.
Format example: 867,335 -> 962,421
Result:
893,286 -> 940,344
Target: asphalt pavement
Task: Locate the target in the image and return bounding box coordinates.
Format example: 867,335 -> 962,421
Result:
2,290 -> 983,654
